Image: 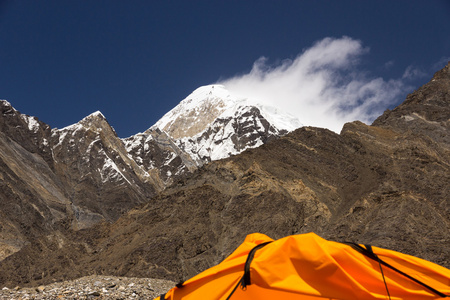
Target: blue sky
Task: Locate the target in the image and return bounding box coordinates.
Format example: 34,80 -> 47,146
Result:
1,1 -> 449,137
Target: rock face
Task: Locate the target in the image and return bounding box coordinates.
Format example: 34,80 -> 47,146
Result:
0,101 -> 69,260
0,63 -> 448,288
50,112 -> 161,227
122,128 -> 198,185
0,105 -> 159,262
176,104 -> 292,162
373,62 -> 449,143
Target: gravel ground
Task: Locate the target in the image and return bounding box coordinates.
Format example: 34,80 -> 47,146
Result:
0,275 -> 174,299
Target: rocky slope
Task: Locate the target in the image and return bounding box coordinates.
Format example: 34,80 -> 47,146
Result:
50,112 -> 161,226
0,104 -> 159,262
0,101 -> 66,260
122,128 -> 198,185
0,63 -> 448,288
0,84 -> 300,264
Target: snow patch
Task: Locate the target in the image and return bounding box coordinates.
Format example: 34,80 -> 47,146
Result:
99,149 -> 131,185
59,123 -> 84,133
53,130 -> 69,149
164,152 -> 177,165
86,111 -> 105,119
21,115 -> 40,132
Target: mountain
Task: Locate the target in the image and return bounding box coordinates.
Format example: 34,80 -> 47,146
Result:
0,103 -> 160,263
0,84 -> 298,263
50,112 -> 160,225
0,63 -> 448,287
125,84 -> 301,184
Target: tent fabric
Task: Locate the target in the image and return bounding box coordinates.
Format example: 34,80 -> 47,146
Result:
155,233 -> 450,300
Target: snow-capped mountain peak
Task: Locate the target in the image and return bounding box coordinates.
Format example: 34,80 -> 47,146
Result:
55,110 -> 110,134
152,85 -> 239,139
146,84 -> 303,167
152,84 -> 301,140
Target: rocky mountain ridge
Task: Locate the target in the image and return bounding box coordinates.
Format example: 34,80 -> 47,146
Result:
0,63 -> 448,288
0,84 -> 300,261
0,102 -> 159,261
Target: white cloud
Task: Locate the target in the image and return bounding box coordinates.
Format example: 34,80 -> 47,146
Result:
402,65 -> 426,80
432,56 -> 450,71
383,60 -> 395,69
218,36 -> 412,133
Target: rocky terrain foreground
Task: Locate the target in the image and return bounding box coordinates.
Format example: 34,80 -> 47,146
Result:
0,275 -> 173,299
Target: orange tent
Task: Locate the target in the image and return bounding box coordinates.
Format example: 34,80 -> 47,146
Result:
155,233 -> 450,299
